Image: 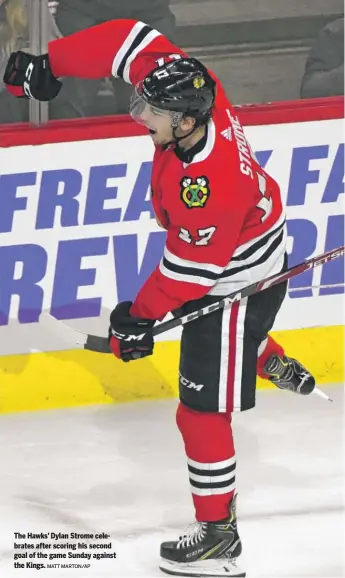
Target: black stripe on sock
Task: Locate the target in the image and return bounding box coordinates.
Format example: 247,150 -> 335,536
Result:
190,476 -> 236,490
188,463 -> 236,477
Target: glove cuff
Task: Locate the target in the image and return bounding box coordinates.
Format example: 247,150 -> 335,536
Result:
129,302 -> 156,323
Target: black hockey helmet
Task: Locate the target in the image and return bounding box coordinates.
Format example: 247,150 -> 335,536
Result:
130,58 -> 216,129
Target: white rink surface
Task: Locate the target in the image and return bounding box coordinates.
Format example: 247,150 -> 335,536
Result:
0,385 -> 344,578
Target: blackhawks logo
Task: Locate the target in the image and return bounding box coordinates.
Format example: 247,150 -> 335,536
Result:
180,176 -> 210,209
193,76 -> 206,89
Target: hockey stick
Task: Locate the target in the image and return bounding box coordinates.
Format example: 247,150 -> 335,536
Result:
40,244 -> 344,355
288,283 -> 344,292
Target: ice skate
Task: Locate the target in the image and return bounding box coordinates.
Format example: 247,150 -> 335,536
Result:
159,495 -> 245,577
264,354 -> 315,395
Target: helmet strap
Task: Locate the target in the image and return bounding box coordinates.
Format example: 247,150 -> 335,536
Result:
169,111 -> 201,145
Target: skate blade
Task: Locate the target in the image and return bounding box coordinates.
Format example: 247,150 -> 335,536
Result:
159,557 -> 246,577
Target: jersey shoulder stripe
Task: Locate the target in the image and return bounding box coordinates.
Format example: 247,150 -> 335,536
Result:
112,21 -> 162,83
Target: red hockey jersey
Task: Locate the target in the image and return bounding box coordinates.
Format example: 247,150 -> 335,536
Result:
48,19 -> 287,320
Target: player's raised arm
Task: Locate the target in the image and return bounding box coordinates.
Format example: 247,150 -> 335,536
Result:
3,19 -> 188,100
49,19 -> 188,85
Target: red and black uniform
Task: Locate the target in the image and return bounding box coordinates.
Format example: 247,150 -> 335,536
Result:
49,22 -> 285,323
47,20 -> 287,521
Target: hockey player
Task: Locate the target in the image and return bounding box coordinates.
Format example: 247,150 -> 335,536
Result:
4,20 -> 316,577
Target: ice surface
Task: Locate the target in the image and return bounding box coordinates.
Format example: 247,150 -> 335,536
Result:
0,385 -> 343,577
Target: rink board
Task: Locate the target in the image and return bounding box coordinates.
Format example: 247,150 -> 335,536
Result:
0,97 -> 344,413
0,325 -> 343,414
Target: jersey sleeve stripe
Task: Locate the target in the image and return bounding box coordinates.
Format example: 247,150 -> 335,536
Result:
122,28 -> 162,83
159,258 -> 217,286
161,255 -> 219,280
220,229 -> 285,278
225,225 -> 285,272
111,21 -> 162,83
232,209 -> 285,260
112,21 -> 147,78
231,219 -> 285,263
164,246 -> 224,275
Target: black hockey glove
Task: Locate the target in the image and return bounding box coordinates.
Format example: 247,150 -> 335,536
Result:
108,301 -> 155,362
3,51 -> 62,101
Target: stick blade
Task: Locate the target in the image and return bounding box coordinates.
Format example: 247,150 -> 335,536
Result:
39,312 -> 87,348
84,334 -> 111,354
39,313 -> 111,353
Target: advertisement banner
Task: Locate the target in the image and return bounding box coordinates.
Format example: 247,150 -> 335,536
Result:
0,118 -> 344,356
